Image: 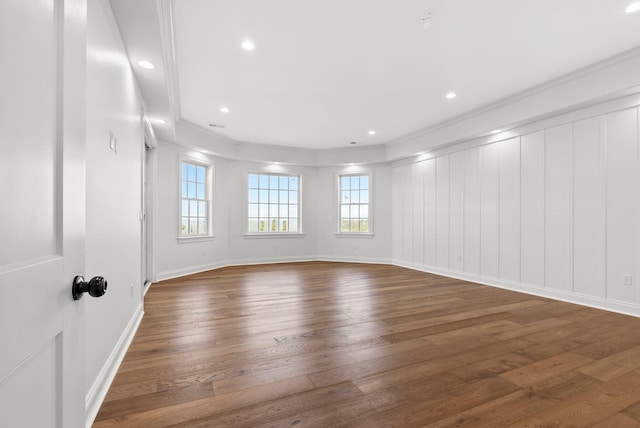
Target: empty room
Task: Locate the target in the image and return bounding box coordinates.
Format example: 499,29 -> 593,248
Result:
3,0 -> 640,426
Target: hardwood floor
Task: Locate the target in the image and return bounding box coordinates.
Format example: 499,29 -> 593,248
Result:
94,262 -> 640,427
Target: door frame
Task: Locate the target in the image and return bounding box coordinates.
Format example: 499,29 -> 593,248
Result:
141,113 -> 158,295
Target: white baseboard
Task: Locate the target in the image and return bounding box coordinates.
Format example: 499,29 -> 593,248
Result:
316,255 -> 392,265
226,255 -> 317,267
157,260 -> 230,281
85,303 -> 144,428
154,257 -> 640,318
393,259 -> 640,318
157,256 -> 393,282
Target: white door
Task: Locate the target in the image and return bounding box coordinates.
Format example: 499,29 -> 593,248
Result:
0,0 -> 88,427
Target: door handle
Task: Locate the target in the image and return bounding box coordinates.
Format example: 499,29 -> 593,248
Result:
72,275 -> 108,300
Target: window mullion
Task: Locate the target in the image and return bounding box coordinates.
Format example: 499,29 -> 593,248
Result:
247,173 -> 300,233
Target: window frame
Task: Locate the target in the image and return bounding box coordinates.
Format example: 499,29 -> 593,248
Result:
244,171 -> 304,237
178,155 -> 215,242
335,170 -> 374,237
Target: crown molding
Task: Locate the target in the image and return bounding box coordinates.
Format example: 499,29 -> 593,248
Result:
390,46 -> 640,150
156,0 -> 180,123
386,46 -> 640,161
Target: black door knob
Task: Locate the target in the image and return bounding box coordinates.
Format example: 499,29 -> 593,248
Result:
72,275 -> 108,300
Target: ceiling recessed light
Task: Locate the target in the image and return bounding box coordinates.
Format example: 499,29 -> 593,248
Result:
368,130 -> 376,135
242,40 -> 255,51
445,92 -> 457,99
350,141 -> 357,145
626,2 -> 640,13
154,119 -> 166,124
220,107 -> 230,113
138,60 -> 154,69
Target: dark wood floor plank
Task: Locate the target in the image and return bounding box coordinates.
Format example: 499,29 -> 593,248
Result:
500,352 -> 594,387
93,262 -> 640,427
622,400 -> 640,422
507,370 -> 640,427
351,376 -> 519,427
592,413 -> 640,428
94,382 -> 214,422
170,381 -> 363,428
577,345 -> 640,381
94,375 -> 314,428
381,311 -> 513,343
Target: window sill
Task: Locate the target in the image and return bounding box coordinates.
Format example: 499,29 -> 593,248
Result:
243,233 -> 306,239
334,233 -> 375,239
177,235 -> 217,243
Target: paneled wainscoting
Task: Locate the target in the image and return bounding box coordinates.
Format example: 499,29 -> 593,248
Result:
95,262 -> 640,427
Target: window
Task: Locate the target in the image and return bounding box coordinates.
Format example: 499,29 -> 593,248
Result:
339,173 -> 371,233
180,160 -> 212,237
248,173 -> 300,233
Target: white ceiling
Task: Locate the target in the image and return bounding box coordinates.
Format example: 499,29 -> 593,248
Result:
110,0 -> 640,150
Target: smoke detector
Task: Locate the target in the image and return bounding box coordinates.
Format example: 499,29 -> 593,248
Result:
420,10 -> 434,29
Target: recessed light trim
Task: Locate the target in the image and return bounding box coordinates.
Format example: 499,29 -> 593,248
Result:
138,60 -> 154,69
368,130 -> 376,135
445,92 -> 457,99
242,40 -> 255,51
220,107 -> 230,113
626,2 -> 640,13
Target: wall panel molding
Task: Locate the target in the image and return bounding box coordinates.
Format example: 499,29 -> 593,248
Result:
391,99 -> 640,317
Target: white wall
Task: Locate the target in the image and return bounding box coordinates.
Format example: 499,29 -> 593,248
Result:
316,164 -> 392,263
225,161 -> 319,265
156,141 -> 229,279
392,94 -> 640,316
85,0 -> 144,420
155,144 -> 393,279
157,141 -> 391,280
155,141 -> 329,278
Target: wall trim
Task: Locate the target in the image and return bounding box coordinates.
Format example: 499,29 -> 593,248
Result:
156,0 -> 180,123
393,260 -> 640,318
316,255 -> 392,265
157,260 -> 230,281
390,47 -> 640,149
85,302 -> 144,428
226,255 -> 318,267
157,256 -> 394,282
387,48 -> 640,161
392,92 -> 640,169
